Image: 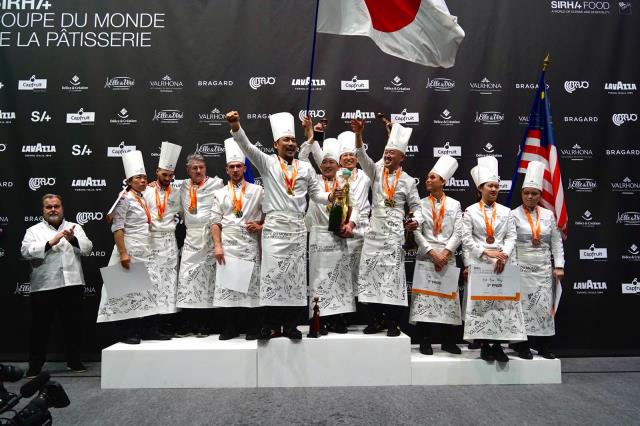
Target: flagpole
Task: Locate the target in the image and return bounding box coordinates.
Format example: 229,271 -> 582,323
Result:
505,54 -> 550,207
305,0 -> 321,117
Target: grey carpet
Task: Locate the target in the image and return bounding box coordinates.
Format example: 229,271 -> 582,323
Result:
3,360 -> 640,425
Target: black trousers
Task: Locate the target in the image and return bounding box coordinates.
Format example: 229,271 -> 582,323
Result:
221,307 -> 262,333
366,303 -> 404,325
416,322 -> 459,345
262,306 -> 304,331
29,286 -> 83,368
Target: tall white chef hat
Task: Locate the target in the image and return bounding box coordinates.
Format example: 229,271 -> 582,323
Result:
224,137 -> 245,164
269,112 -> 296,142
123,150 -> 146,180
476,155 -> 499,186
158,141 -> 182,171
384,123 -> 412,154
322,138 -> 340,163
522,160 -> 545,191
430,155 -> 458,181
470,166 -> 481,188
338,131 -> 356,156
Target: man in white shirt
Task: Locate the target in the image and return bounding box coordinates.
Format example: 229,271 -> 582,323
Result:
21,194 -> 93,377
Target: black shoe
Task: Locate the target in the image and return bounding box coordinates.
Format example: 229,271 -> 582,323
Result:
258,327 -> 281,341
174,328 -> 193,338
67,362 -> 87,373
283,327 -> 302,340
517,350 -> 533,360
319,323 -> 329,336
537,348 -> 556,359
141,330 -> 172,341
121,335 -> 141,345
492,344 -> 509,363
195,325 -> 210,338
480,343 -> 495,362
363,321 -> 386,334
219,328 -> 240,341
468,340 -> 481,350
419,341 -> 433,355
245,332 -> 259,341
441,343 -> 462,355
26,366 -> 41,379
326,321 -> 348,334
386,323 -> 401,337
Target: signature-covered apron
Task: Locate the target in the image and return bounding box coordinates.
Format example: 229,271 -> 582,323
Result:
213,225 -> 261,308
176,226 -> 216,308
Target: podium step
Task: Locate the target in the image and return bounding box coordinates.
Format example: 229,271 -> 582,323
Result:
101,336 -> 257,389
257,325 -> 412,387
410,345 -> 562,385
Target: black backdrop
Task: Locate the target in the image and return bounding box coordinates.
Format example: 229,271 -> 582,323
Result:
1,0 -> 639,359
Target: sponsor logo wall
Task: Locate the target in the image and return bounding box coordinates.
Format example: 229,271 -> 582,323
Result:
0,0 -> 637,357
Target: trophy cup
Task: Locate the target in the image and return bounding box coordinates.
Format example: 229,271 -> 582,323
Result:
328,169 -> 352,236
307,297 -> 322,338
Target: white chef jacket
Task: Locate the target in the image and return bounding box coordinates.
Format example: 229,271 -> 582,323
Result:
21,219 -> 93,292
230,127 -> 331,214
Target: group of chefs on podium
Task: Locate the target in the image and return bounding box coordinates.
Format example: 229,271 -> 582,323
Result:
96,110 -> 565,363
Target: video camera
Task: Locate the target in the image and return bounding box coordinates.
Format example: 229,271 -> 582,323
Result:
0,364 -> 70,425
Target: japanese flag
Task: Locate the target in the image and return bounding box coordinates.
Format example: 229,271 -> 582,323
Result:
317,0 -> 464,68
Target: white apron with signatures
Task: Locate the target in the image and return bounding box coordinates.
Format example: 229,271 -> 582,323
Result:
97,234 -> 162,322
308,226 -> 356,318
259,212 -> 307,306
517,239 -> 555,336
176,226 -> 216,308
357,209 -> 407,307
149,231 -> 180,314
213,225 -> 261,308
463,256 -> 527,341
409,248 -> 461,325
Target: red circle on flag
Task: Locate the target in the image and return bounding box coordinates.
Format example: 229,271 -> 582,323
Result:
364,0 -> 421,33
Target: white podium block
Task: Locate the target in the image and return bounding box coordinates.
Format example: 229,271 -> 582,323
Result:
257,326 -> 411,387
410,346 -> 562,385
101,336 -> 257,389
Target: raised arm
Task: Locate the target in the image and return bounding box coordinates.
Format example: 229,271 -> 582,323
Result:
226,111 -> 271,175
351,118 -> 376,179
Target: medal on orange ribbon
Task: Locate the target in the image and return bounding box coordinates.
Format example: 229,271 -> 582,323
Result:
279,157 -> 298,197
524,205 -> 541,247
229,181 -> 246,218
479,200 -> 497,244
429,193 -> 447,237
382,167 -> 401,208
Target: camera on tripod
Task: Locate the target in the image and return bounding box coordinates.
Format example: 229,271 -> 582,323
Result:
0,364 -> 70,425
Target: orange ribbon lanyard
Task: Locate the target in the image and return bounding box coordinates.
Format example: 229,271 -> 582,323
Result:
323,176 -> 339,192
189,177 -> 207,213
523,206 -> 541,240
229,181 -> 247,213
429,193 -> 447,236
278,157 -> 299,195
130,190 -> 151,224
382,167 -> 402,202
479,200 -> 497,239
154,184 -> 171,219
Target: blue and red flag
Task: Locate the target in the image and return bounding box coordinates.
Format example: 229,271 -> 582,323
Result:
507,66 -> 568,239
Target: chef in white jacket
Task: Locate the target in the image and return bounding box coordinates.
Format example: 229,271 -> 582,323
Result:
302,135 -> 359,333
461,156 -> 526,363
410,155 -> 463,355
211,138 -> 265,341
145,142 -> 183,333
511,161 -> 565,359
97,150 -> 168,344
176,153 -> 224,337
299,126 -> 372,323
21,193 -> 93,376
225,110 -> 335,341
352,118 -> 422,337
